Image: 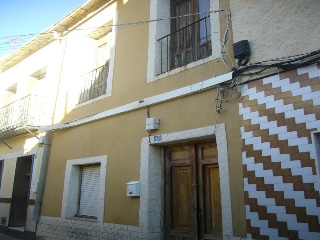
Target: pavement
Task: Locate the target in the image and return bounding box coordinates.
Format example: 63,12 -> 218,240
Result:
0,233 -> 20,240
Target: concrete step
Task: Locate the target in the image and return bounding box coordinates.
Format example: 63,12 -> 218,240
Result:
0,233 -> 20,240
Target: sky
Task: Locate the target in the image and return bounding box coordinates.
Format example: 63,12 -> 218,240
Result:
0,0 -> 88,58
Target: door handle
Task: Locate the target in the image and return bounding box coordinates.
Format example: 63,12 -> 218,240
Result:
198,209 -> 203,217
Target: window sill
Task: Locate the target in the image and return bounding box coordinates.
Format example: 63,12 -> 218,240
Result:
75,92 -> 111,109
66,216 -> 98,222
148,54 -> 218,83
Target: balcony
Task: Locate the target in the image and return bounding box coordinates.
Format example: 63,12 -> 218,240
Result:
157,16 -> 212,75
0,95 -> 53,140
78,63 -> 109,104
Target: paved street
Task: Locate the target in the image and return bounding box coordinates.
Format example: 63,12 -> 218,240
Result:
0,233 -> 20,240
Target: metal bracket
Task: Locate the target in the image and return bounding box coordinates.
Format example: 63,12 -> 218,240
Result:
25,127 -> 39,139
1,141 -> 12,149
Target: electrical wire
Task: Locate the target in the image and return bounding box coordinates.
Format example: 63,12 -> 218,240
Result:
220,10 -> 233,70
0,0 -> 116,53
209,0 -> 233,70
233,49 -> 320,77
0,9 -> 231,58
0,10 -> 224,41
214,48 -> 320,114
214,76 -> 241,113
239,58 -> 320,86
2,0 -> 233,120
0,0 -> 233,60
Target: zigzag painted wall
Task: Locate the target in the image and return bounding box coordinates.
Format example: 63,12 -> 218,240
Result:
239,64 -> 320,239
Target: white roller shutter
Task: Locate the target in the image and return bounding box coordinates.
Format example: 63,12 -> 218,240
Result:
78,165 -> 100,218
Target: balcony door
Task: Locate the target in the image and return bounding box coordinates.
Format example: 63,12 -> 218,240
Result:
78,32 -> 112,104
164,142 -> 222,240
170,0 -> 211,69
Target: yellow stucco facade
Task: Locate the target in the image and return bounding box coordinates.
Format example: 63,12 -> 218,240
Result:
0,0 -> 249,239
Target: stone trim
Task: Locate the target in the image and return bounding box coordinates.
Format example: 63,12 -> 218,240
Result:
61,155 -> 107,224
37,216 -> 144,240
139,124 -> 234,239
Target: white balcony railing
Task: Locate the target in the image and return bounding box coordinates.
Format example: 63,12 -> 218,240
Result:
0,95 -> 53,139
78,63 -> 109,104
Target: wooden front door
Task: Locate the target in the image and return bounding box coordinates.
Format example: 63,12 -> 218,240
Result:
165,142 -> 222,240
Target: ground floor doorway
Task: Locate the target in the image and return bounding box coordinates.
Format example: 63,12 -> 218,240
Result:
8,155 -> 33,229
164,142 -> 222,240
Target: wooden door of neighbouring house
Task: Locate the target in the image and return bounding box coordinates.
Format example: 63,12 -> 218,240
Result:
9,155 -> 33,228
165,142 -> 222,240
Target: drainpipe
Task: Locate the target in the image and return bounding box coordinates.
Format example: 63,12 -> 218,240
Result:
33,130 -> 52,221
33,31 -> 65,222
52,37 -> 68,121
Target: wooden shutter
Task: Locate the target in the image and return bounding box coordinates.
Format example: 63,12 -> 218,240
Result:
171,0 -> 196,68
78,165 -> 100,218
170,0 -> 212,69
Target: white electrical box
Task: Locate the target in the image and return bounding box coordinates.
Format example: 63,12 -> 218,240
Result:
126,181 -> 140,197
31,182 -> 38,193
146,118 -> 160,131
38,136 -> 45,145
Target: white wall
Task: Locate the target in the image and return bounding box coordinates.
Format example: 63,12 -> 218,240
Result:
230,0 -> 320,62
0,41 -> 60,100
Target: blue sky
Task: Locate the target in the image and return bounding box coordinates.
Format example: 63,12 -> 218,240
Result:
0,0 -> 87,58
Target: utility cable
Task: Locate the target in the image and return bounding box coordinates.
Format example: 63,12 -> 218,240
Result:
0,9 -> 230,58
214,48 -> 320,114
0,10 -> 227,41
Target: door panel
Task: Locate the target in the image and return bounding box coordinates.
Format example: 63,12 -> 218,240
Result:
170,148 -> 189,162
165,145 -> 196,239
171,166 -> 193,230
165,142 -> 222,240
198,142 -> 222,239
203,165 -> 222,238
199,144 -> 218,162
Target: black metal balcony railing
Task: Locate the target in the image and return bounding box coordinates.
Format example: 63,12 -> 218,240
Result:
78,63 -> 109,104
0,95 -> 52,136
158,16 -> 212,75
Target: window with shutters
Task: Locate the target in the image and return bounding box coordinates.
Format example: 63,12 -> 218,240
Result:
147,0 -> 221,80
77,164 -> 100,219
61,156 -> 107,222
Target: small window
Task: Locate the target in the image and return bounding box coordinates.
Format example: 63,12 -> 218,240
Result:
37,73 -> 46,80
31,67 -> 47,80
61,156 -> 107,222
6,83 -> 17,94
